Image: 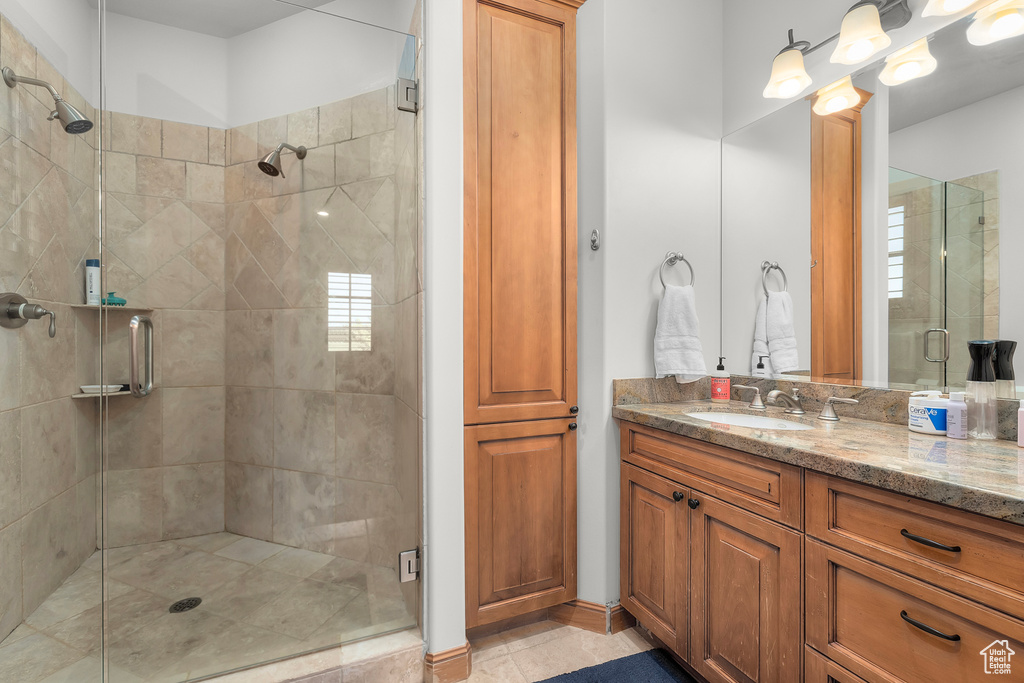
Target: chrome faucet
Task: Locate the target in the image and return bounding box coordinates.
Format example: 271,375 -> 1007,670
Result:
0,293 -> 55,337
733,385 -> 766,410
766,387 -> 805,415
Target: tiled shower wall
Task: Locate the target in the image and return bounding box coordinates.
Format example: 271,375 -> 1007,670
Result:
222,84 -> 420,576
0,16 -> 99,641
100,113 -> 228,547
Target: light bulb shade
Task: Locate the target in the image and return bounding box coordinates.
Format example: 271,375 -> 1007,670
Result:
812,76 -> 862,115
763,48 -> 813,99
921,0 -> 982,17
831,3 -> 892,64
967,0 -> 1024,45
878,38 -> 938,85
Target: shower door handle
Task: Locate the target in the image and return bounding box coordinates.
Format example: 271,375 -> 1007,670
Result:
129,315 -> 154,397
924,328 -> 950,363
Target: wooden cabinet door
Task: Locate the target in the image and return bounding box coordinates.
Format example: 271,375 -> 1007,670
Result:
464,0 -> 578,425
620,463 -> 688,655
465,418 -> 577,627
690,494 -> 803,683
810,91 -> 870,384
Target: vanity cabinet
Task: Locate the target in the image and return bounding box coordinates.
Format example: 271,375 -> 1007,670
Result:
620,424 -> 804,683
619,420 -> 1024,683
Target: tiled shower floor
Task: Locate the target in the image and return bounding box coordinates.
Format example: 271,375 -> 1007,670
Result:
0,532 -> 415,683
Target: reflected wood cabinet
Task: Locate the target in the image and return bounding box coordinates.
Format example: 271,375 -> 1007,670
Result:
618,422 -> 1024,683
463,0 -> 584,628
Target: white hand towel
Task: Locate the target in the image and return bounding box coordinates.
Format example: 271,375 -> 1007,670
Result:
751,291 -> 799,375
654,284 -> 707,382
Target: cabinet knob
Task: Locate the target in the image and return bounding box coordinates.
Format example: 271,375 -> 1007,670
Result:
569,405 -> 579,414
568,423 -> 577,431
672,491 -> 685,502
687,498 -> 700,509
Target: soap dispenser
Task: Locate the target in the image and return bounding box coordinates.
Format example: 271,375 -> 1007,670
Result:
966,340 -> 998,440
995,340 -> 1017,399
711,357 -> 730,403
753,355 -> 770,378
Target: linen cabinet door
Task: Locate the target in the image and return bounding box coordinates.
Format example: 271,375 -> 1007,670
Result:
464,419 -> 577,627
463,0 -> 579,425
690,494 -> 803,683
620,463 -> 688,656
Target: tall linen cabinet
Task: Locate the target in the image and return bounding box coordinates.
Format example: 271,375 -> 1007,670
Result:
463,0 -> 583,628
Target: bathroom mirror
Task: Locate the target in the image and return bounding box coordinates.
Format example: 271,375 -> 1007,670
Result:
721,15 -> 1023,394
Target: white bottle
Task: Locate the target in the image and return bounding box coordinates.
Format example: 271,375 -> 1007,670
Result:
752,355 -> 770,378
85,258 -> 101,306
947,392 -> 968,440
1018,402 -> 1024,448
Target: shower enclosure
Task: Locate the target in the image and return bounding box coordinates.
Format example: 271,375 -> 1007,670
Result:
887,167 -> 990,391
0,1 -> 423,680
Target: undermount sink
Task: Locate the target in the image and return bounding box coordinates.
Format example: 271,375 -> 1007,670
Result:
686,412 -> 814,431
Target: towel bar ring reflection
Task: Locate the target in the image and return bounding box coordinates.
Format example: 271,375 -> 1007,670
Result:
761,260 -> 788,297
660,251 -> 695,289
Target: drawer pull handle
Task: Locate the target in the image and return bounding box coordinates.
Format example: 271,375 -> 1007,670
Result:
900,529 -> 961,553
673,491 -> 685,502
687,498 -> 700,509
900,610 -> 961,642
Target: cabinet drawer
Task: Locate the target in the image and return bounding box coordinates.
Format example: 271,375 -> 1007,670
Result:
805,647 -> 868,683
622,424 -> 802,529
806,539 -> 1024,682
806,472 -> 1024,619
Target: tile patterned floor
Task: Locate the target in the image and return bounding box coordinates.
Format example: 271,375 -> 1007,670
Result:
0,533 -> 415,683
468,621 -> 654,682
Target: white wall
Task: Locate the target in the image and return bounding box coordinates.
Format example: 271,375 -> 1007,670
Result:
576,0 -> 722,606
860,76 -> 890,387
890,83 -> 1024,359
722,0 -> 983,135
422,0 -> 466,656
104,13 -> 229,127
0,0 -> 98,102
721,100 -> 811,376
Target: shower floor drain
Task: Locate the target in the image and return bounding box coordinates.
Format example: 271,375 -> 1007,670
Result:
169,597 -> 202,613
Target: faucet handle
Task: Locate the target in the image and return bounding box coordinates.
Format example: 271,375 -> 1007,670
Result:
819,396 -> 859,422
733,385 -> 766,410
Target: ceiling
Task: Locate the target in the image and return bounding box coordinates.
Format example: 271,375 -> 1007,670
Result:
92,0 -> 342,38
889,18 -> 1024,132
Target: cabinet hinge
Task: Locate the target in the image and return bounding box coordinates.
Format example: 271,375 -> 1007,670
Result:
399,548 -> 420,582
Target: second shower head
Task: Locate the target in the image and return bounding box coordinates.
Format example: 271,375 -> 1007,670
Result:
258,142 -> 307,178
3,67 -> 93,135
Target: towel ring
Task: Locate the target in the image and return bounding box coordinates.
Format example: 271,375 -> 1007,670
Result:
660,251 -> 695,289
761,260 -> 788,297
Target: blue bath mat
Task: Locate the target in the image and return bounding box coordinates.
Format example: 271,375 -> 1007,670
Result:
538,649 -> 696,683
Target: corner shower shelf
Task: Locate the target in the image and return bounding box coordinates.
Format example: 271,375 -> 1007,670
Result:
72,391 -> 134,399
71,304 -> 153,315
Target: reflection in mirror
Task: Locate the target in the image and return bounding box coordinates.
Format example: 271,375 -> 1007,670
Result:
722,15 -> 1022,395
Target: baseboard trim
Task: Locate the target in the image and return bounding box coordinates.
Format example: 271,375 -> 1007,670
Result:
424,642 -> 472,683
548,599 -> 607,634
609,604 -> 637,634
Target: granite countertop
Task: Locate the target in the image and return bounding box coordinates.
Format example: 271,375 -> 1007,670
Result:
613,400 -> 1024,525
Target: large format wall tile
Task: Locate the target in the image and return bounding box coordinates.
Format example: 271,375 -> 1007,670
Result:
20,400 -> 75,513
0,409 -> 21,529
226,386 -> 274,467
273,470 -> 337,555
0,519 -> 22,640
163,463 -> 225,539
274,389 -> 336,476
162,387 -> 225,466
225,463 -> 273,541
106,468 -> 163,547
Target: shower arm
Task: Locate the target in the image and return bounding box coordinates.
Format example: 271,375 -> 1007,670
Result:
2,69 -> 63,101
276,142 -> 307,159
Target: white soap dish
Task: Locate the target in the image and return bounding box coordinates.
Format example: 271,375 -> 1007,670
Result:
80,385 -> 123,394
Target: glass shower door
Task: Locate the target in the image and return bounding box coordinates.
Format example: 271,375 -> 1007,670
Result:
97,1 -> 422,680
887,169 -> 986,392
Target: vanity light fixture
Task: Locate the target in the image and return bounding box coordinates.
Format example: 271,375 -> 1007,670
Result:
763,30 -> 813,99
967,0 -> 1024,45
878,38 -> 938,85
922,0 -> 985,16
832,2 -> 893,64
812,76 -> 862,115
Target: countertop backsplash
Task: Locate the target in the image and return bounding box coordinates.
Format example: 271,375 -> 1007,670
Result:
612,375 -> 1021,443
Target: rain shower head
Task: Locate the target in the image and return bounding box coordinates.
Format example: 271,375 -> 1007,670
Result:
258,142 -> 307,178
2,67 -> 93,134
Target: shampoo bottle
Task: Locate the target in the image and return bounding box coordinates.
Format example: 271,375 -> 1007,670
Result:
711,357 -> 730,403
947,392 -> 967,440
85,258 -> 101,306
